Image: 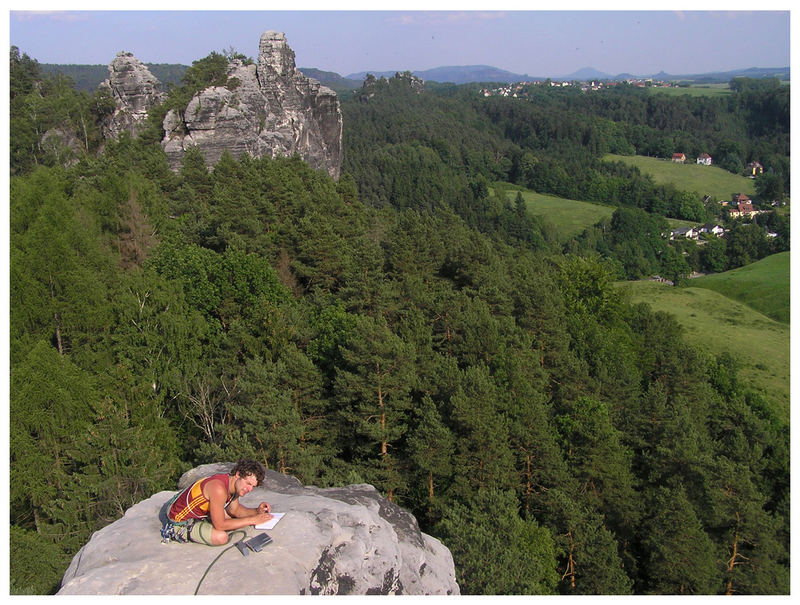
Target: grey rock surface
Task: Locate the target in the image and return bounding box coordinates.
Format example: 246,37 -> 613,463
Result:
100,52 -> 164,139
40,127 -> 83,165
161,31 -> 342,178
58,463 -> 459,595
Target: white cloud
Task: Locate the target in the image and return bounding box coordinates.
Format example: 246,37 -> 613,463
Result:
387,10 -> 508,27
12,11 -> 90,23
446,11 -> 506,22
387,14 -> 417,25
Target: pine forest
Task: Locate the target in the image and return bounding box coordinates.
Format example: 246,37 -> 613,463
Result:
8,47 -> 790,594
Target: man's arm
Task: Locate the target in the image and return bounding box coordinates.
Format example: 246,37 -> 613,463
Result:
205,481 -> 271,531
227,497 -> 272,519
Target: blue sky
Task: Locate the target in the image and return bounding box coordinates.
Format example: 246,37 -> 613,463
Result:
7,7 -> 792,78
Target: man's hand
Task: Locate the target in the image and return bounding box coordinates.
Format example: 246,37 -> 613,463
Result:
257,502 -> 271,515
252,511 -> 273,526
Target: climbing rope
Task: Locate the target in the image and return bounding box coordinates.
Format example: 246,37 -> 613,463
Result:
194,530 -> 248,595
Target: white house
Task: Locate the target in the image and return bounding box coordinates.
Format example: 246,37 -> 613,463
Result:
670,226 -> 698,240
698,224 -> 725,237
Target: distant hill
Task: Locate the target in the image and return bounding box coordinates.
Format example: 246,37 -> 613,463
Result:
563,66 -> 789,83
564,67 -> 610,81
297,67 -> 362,94
347,65 -> 537,85
569,65 -> 784,84
41,63 -> 187,91
40,61 -> 790,93
40,64 -> 108,90
647,66 -> 790,83
347,64 -> 789,84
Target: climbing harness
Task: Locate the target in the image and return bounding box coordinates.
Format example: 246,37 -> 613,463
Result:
160,490 -> 193,544
160,519 -> 193,543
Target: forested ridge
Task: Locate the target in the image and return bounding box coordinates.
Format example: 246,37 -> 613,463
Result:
9,48 -> 790,594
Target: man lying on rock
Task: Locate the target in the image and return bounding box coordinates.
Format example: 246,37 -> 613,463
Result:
160,459 -> 273,546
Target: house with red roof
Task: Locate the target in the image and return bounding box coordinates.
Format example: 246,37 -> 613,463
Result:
729,200 -> 756,218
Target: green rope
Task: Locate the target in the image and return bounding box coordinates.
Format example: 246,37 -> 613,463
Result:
194,530 -> 248,595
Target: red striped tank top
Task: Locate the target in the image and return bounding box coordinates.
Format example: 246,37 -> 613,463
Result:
168,473 -> 234,523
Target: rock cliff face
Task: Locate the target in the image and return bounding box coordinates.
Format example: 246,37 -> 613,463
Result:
100,52 -> 164,139
161,31 -> 342,178
57,463 -> 459,595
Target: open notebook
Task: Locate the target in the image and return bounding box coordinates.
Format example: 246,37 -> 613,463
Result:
255,512 -> 285,530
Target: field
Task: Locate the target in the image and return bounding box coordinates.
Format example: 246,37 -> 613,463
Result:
504,188 -> 615,240
665,217 -> 701,230
621,280 -> 790,422
504,187 -> 700,239
604,153 -> 756,202
648,83 -> 733,98
691,252 -> 790,324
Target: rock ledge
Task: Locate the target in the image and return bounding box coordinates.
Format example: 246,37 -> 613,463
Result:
58,463 -> 459,595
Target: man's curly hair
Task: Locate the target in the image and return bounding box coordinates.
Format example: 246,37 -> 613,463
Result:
230,459 -> 266,486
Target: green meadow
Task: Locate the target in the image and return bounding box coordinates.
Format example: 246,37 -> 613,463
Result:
691,252 -> 790,324
620,280 -> 789,422
665,217 -> 701,230
505,189 -> 615,240
506,187 -> 700,240
605,153 -> 756,201
648,83 -> 733,98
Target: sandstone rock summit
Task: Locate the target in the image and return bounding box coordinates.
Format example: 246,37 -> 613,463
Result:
161,31 -> 342,178
57,463 -> 459,595
100,52 -> 164,139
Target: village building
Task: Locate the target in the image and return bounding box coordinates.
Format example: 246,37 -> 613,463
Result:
671,152 -> 686,163
729,200 -> 757,219
746,161 -> 764,177
696,153 -> 712,165
670,226 -> 698,240
698,224 -> 725,237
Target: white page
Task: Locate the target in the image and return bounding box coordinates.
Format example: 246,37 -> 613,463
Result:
255,512 -> 285,530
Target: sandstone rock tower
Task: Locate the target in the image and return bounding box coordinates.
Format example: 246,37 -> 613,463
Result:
161,31 -> 342,179
100,52 -> 164,139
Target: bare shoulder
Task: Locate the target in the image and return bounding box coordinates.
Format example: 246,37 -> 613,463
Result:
203,475 -> 229,502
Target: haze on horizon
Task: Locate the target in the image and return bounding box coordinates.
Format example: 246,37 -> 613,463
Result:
8,9 -> 791,79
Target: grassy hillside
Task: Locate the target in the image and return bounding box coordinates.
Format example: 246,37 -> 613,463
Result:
504,187 -> 701,241
605,153 -> 756,201
690,252 -> 790,324
665,217 -> 702,230
509,188 -> 699,238
503,188 -> 615,240
648,83 -> 733,98
620,280 -> 789,422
